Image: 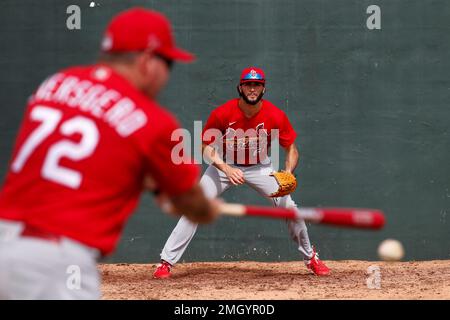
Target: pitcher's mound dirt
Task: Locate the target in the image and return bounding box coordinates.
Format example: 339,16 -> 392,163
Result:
100,260 -> 450,300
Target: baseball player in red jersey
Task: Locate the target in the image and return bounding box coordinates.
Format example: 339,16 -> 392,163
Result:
0,8 -> 218,299
153,67 -> 330,278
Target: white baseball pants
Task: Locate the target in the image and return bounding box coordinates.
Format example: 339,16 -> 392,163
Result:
160,162 -> 314,265
0,220 -> 101,300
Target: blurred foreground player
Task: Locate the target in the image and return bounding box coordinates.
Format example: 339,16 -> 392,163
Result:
0,8 -> 217,299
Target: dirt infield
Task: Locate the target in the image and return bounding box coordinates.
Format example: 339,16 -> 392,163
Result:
100,260 -> 450,300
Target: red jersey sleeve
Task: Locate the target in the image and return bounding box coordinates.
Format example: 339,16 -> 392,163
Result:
145,114 -> 200,196
201,109 -> 224,145
278,112 -> 297,148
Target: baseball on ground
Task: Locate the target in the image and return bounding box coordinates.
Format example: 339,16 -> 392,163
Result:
377,239 -> 405,261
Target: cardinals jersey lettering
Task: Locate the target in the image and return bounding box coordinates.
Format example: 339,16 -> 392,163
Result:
202,98 -> 297,165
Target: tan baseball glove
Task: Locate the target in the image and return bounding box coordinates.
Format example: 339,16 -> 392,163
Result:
269,171 -> 297,197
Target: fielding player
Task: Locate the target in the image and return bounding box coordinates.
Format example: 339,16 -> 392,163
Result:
153,67 -> 330,278
0,8 -> 218,299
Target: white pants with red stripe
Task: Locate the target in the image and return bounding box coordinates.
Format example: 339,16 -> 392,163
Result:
0,220 -> 101,300
160,162 -> 314,265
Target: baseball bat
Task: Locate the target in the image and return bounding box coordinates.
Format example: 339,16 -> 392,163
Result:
219,203 -> 385,230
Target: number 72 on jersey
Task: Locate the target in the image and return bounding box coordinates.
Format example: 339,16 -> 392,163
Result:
11,105 -> 99,189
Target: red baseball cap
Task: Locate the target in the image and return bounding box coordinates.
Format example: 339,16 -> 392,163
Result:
101,7 -> 195,62
240,67 -> 266,84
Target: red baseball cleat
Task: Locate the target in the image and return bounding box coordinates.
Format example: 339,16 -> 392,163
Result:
153,260 -> 172,279
305,248 -> 330,276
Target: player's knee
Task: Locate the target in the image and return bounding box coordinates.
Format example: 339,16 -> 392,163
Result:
277,195 -> 297,209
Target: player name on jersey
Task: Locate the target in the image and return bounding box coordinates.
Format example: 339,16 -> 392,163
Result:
29,70 -> 147,138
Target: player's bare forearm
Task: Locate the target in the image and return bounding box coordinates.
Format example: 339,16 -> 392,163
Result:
284,143 -> 299,173
202,143 -> 244,185
202,143 -> 228,172
169,184 -> 218,224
